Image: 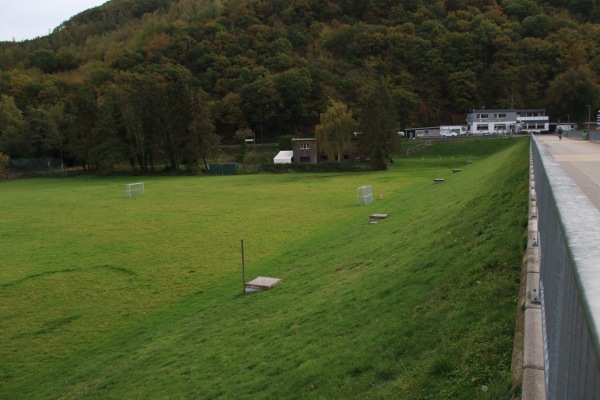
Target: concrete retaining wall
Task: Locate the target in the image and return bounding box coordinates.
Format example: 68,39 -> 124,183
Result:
530,135 -> 600,399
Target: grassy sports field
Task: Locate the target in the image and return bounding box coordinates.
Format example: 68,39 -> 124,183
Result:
0,137 -> 529,399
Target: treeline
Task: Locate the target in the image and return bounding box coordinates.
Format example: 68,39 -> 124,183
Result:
1,0 -> 600,171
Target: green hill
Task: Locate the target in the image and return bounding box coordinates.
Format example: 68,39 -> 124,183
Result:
0,138 -> 529,399
0,0 -> 599,170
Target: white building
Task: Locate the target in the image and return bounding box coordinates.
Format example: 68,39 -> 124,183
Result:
466,109 -> 549,135
440,125 -> 467,136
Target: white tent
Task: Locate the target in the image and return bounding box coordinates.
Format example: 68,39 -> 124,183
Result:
273,150 -> 293,164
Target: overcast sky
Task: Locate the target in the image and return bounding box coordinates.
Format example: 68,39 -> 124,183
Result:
0,0 -> 109,42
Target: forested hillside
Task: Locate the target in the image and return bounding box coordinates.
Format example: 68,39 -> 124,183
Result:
0,0 -> 599,171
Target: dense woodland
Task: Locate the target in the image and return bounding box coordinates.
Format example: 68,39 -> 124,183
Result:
1,0 -> 600,171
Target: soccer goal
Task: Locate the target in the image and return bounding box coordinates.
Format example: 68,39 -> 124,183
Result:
356,185 -> 373,206
125,182 -> 144,198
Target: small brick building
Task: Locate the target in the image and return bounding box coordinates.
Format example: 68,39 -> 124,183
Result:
292,134 -> 369,164
292,138 -> 318,164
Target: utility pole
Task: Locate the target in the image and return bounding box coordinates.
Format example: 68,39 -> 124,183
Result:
586,105 -> 591,130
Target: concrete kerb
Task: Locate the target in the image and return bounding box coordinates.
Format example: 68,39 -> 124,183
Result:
524,308 -> 544,369
521,153 -> 546,400
523,369 -> 546,399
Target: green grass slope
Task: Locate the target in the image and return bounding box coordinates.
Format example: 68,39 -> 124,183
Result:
0,138 -> 529,399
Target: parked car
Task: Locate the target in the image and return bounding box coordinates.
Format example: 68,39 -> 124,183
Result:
441,131 -> 458,137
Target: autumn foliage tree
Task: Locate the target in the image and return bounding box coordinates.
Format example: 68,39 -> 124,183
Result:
314,99 -> 357,162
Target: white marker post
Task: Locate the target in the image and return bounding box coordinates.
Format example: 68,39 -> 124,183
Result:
241,238 -> 246,294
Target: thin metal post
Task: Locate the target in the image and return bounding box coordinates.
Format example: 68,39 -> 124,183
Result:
241,238 -> 246,294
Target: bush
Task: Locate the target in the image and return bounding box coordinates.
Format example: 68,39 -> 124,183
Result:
258,162 -> 366,174
279,135 -> 293,150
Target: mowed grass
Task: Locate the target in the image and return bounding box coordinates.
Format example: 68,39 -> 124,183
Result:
0,138 -> 529,399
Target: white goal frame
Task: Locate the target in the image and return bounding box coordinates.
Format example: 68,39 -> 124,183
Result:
356,185 -> 373,206
125,182 -> 144,198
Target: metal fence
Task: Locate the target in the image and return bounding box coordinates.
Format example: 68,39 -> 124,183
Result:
208,163 -> 240,175
9,158 -> 64,171
565,129 -> 600,141
531,135 -> 600,399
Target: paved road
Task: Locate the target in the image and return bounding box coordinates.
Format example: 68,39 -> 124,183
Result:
535,134 -> 600,210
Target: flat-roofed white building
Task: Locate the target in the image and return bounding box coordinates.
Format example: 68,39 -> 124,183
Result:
466,109 -> 549,135
440,125 -> 467,136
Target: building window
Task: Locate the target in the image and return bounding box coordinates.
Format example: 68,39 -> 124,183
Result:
496,124 -> 506,130
355,155 -> 361,161
320,155 -> 328,161
495,113 -> 506,118
344,154 -> 350,160
477,124 -> 489,131
478,113 -> 489,119
300,143 -> 310,149
300,156 -> 311,163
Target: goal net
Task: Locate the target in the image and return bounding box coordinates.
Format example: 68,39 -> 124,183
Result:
356,185 -> 373,206
125,182 -> 144,198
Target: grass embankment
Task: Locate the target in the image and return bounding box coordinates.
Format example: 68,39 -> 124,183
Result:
0,138 -> 529,399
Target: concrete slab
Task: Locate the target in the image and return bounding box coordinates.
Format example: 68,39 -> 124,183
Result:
522,368 -> 546,400
527,249 -> 540,273
526,272 -> 541,308
528,219 -> 538,231
370,213 -> 390,224
244,276 -> 282,293
530,207 -> 538,219
528,231 -> 539,248
524,308 -> 544,369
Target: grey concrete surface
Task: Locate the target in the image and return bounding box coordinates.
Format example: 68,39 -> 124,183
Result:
535,135 -> 600,211
524,307 -> 544,369
522,369 -> 547,400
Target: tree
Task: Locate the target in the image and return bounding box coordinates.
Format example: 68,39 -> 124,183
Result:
0,95 -> 27,157
501,0 -> 541,20
279,135 -> 293,150
24,106 -> 61,157
25,49 -> 60,73
215,92 -> 245,128
359,80 -> 399,170
115,71 -> 153,170
314,99 -> 357,162
240,76 -> 282,139
111,50 -> 144,71
546,66 -> 600,122
391,88 -> 420,127
91,85 -> 125,172
186,87 -> 220,172
57,48 -> 79,71
0,152 -> 9,177
445,70 -> 479,112
65,84 -> 97,168
274,67 -> 313,128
